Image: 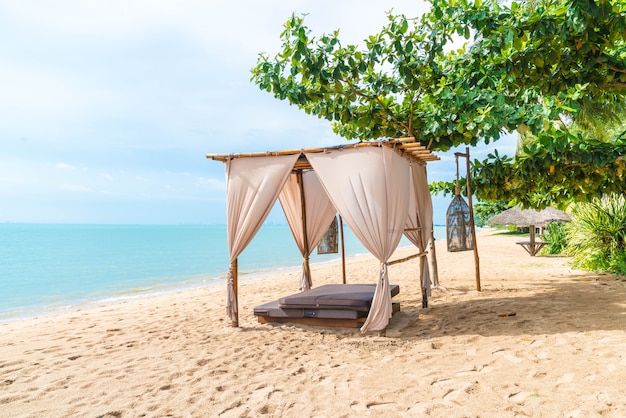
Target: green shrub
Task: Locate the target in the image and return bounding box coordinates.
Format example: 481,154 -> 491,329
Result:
542,222 -> 567,254
565,194 -> 626,275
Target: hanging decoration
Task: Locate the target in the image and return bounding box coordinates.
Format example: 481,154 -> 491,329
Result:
317,216 -> 339,254
446,154 -> 474,252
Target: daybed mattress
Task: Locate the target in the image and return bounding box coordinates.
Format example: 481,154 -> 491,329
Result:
253,300 -> 363,319
277,283 -> 400,310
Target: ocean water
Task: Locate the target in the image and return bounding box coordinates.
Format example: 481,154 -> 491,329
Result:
0,223 -> 445,321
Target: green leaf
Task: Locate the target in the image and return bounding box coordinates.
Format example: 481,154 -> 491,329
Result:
400,19 -> 408,34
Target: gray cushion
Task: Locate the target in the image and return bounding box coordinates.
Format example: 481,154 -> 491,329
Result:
253,300 -> 364,319
278,284 -> 399,310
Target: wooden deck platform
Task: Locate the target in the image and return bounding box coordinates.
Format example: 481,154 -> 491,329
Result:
256,302 -> 401,328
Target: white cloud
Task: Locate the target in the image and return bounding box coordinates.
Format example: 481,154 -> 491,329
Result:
193,176 -> 226,191
2,0 -> 523,225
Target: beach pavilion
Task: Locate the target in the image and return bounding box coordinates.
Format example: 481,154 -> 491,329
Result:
206,138 -> 439,333
488,205 -> 571,256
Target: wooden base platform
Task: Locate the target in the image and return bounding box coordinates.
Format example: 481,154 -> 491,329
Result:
256,303 -> 400,328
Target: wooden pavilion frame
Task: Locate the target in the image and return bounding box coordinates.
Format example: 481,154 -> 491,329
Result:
207,137 -> 439,165
207,137 -> 439,330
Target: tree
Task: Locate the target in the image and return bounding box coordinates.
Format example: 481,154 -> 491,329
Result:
251,0 -> 626,207
473,200 -> 511,226
481,99 -> 626,208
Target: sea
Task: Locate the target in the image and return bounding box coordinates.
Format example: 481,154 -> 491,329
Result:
0,223 -> 445,322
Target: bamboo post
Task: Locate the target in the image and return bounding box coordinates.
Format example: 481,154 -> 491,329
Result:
231,258 -> 239,327
416,220 -> 428,309
420,252 -> 428,308
297,170 -> 311,289
339,215 -> 346,284
388,252 -> 427,265
429,228 -> 440,287
464,147 -> 481,291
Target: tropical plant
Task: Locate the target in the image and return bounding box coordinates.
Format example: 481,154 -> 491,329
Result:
564,194 -> 626,275
541,221 -> 567,255
572,99 -> 626,143
477,97 -> 626,208
251,0 -> 626,210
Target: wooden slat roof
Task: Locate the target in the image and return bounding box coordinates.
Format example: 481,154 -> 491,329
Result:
206,137 -> 439,169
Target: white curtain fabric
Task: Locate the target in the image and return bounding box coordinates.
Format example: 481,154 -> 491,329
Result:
405,163 -> 434,295
306,146 -> 411,333
278,170 -> 337,290
225,154 -> 300,321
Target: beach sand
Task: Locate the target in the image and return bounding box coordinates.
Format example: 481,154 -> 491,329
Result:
1,229 -> 625,417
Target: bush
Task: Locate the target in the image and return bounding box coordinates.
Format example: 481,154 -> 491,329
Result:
542,222 -> 567,254
565,194 -> 626,275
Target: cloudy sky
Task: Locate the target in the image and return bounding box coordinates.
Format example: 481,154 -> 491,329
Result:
0,0 -> 515,225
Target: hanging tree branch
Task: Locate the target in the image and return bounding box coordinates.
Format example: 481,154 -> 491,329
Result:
251,1 -> 626,206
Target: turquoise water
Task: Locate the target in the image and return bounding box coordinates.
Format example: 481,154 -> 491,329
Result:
0,223 -> 444,321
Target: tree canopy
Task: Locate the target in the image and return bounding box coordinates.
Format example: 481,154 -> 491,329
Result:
251,0 -> 626,208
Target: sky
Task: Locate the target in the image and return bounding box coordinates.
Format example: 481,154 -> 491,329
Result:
0,0 -> 516,225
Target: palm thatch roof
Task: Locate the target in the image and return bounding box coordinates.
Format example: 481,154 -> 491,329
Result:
488,205 -> 571,227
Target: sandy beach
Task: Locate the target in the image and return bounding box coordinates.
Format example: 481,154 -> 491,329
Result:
1,229 -> 625,417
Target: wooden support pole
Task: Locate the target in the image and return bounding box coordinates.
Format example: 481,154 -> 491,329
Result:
231,258 -> 239,327
297,170 -> 311,288
464,147 -> 481,291
416,215 -> 428,308
429,228 -> 440,288
454,147 -> 481,291
388,252 -> 427,266
420,253 -> 428,308
339,215 -> 346,284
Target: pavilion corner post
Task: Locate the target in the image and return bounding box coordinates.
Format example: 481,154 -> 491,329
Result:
231,258 -> 239,327
297,170 -> 311,289
455,147 -> 481,292
339,215 -> 346,284
416,225 -> 428,308
419,249 -> 428,308
429,227 -> 439,287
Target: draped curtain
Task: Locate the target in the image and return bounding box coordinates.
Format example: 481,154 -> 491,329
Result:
278,170 -> 337,290
306,146 -> 410,333
224,154 -> 300,321
404,162 -> 434,294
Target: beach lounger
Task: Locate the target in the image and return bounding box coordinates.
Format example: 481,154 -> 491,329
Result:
254,283 -> 400,328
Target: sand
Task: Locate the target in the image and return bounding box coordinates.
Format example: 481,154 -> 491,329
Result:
1,229 -> 625,417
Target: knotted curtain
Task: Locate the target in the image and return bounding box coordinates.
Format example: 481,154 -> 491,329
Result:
225,154 -> 299,321
278,170 -> 337,290
305,146 -> 410,333
404,162 -> 434,294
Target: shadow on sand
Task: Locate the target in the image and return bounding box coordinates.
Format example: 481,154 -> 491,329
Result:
391,273 -> 626,339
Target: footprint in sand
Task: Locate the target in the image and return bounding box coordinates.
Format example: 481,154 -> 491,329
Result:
556,373 -> 574,385
508,391 -> 531,403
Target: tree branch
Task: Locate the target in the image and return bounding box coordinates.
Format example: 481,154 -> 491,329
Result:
599,81 -> 626,89
610,66 -> 626,75
338,78 -> 412,135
